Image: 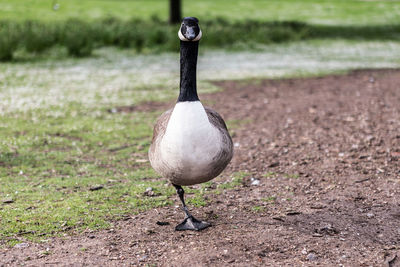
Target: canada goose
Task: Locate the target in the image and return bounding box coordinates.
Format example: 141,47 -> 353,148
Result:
149,17 -> 233,231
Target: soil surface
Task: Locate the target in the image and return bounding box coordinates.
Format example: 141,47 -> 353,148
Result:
1,69 -> 400,266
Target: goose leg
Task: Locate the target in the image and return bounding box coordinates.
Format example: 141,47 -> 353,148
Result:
173,184 -> 211,231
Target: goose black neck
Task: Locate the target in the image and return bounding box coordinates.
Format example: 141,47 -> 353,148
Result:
178,41 -> 199,102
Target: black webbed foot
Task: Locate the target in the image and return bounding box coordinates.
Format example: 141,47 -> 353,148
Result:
173,184 -> 211,231
175,215 -> 211,231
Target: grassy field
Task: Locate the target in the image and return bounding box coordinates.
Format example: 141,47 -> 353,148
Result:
3,18 -> 400,61
1,0 -> 400,60
2,40 -> 400,114
1,0 -> 399,25
1,0 -> 400,246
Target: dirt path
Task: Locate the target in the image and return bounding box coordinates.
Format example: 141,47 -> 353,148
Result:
1,69 -> 400,266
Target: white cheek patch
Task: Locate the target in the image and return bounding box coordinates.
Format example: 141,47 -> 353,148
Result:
192,29 -> 202,41
178,29 -> 202,41
178,29 -> 189,41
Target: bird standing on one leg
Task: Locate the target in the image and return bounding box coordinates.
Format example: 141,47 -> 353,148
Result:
149,17 -> 233,231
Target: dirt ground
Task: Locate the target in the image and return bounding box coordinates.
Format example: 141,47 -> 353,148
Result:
1,69 -> 400,266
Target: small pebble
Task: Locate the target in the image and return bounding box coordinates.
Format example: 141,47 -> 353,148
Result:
14,243 -> 29,249
268,162 -> 279,168
2,198 -> 14,204
144,187 -> 155,196
89,185 -> 104,191
307,252 -> 317,261
139,255 -> 148,262
145,228 -> 155,235
366,213 -> 374,218
156,221 -> 170,226
250,177 -> 260,186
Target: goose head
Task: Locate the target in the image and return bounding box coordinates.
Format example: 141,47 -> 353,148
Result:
178,17 -> 202,42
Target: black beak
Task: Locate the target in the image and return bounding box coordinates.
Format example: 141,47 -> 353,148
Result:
184,26 -> 196,41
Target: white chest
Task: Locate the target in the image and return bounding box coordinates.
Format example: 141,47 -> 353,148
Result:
160,101 -> 221,177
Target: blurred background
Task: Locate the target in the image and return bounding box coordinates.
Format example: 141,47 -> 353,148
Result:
1,0 -> 400,60
0,0 -> 400,245
1,0 -> 400,112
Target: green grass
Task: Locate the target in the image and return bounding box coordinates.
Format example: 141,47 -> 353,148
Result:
263,172 -> 277,178
0,18 -> 313,60
2,39 -> 400,115
1,0 -> 400,61
217,171 -> 248,190
252,206 -> 265,212
284,173 -> 300,179
1,0 -> 399,26
2,17 -> 400,61
0,58 -> 247,245
261,196 -> 277,203
0,106 -> 175,245
0,102 -> 244,245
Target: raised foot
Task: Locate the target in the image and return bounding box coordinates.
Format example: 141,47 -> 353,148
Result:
175,216 -> 211,231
